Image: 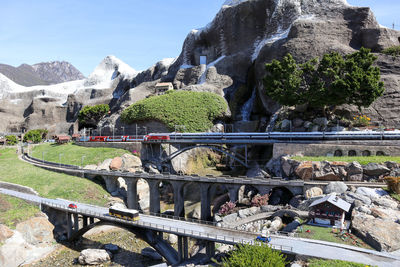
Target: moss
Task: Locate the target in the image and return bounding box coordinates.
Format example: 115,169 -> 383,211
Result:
121,90 -> 227,132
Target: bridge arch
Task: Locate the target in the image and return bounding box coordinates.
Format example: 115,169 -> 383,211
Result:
268,186 -> 295,205
69,221 -> 179,265
165,145 -> 249,168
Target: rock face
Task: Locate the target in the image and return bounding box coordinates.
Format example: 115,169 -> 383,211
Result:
352,213 -> 400,252
15,217 -> 55,245
31,61 -> 85,84
78,249 -> 111,265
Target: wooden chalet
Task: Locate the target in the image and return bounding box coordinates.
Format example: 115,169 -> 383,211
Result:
309,194 -> 351,229
55,135 -> 71,144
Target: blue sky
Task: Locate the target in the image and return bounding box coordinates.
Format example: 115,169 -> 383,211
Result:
0,0 -> 398,76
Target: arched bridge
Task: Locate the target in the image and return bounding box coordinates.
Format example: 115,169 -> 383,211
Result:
22,154 -> 304,221
1,187 -> 399,267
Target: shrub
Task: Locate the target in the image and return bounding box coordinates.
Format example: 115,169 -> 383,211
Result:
308,258 -> 370,267
217,243 -> 287,267
120,90 -> 227,132
218,201 -> 236,216
382,45 -> 400,57
5,135 -> 17,145
352,115 -> 371,127
264,48 -> 385,114
251,194 -> 269,207
23,129 -> 47,143
384,176 -> 400,194
132,150 -> 140,157
78,104 -> 110,128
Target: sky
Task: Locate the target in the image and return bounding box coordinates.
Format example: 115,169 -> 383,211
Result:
0,0 -> 399,76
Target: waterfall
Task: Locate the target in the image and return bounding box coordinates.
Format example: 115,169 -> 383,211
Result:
240,88 -> 256,121
266,112 -> 279,132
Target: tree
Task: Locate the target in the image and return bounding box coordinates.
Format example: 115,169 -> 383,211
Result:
23,129 -> 44,143
263,48 -> 385,115
5,135 -> 17,145
217,243 -> 287,267
78,104 -> 110,128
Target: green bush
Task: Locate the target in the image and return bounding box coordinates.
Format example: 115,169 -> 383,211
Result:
120,90 -> 227,132
382,45 -> 400,57
5,135 -> 17,145
78,104 -> 110,128
264,47 -> 384,114
23,129 -> 47,143
217,243 -> 287,267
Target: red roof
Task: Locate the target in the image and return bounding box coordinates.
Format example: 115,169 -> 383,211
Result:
56,136 -> 71,141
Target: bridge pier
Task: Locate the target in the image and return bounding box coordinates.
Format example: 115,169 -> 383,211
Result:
205,241 -> 215,259
225,184 -> 241,202
171,181 -> 185,217
177,235 -> 189,262
126,178 -> 139,210
148,180 -> 161,214
102,175 -> 120,194
200,184 -> 211,221
83,216 -> 88,227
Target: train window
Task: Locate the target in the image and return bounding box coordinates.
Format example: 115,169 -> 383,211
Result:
376,151 -> 385,156
334,150 -> 343,157
348,150 -> 357,156
362,150 -> 371,156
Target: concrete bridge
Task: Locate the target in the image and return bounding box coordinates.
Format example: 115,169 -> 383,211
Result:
1,187 -> 399,267
22,154 -> 304,221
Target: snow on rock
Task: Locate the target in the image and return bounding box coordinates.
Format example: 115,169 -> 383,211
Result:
84,55 -> 138,87
0,55 -> 137,104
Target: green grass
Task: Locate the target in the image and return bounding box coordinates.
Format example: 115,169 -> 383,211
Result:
31,142 -> 130,166
121,90 -> 228,132
382,45 -> 400,57
0,147 -> 111,228
308,258 -> 375,267
298,225 -> 372,249
0,195 -> 40,229
291,155 -> 400,165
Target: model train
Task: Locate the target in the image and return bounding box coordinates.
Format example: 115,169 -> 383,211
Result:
77,130 -> 400,143
109,206 -> 139,221
78,135 -> 170,142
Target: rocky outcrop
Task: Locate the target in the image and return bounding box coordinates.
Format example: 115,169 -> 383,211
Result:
324,182 -> 348,194
275,156 -> 398,181
31,61 -> 85,84
78,249 -> 111,265
110,157 -> 123,170
352,213 -> 400,252
0,217 -> 55,267
15,217 -> 54,245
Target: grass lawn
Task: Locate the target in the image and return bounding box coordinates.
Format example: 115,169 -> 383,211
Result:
308,258 -> 376,267
0,147 -> 110,228
31,142 -> 130,166
292,155 -> 400,165
298,224 -> 373,250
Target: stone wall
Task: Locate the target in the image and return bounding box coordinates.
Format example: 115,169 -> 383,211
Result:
273,143 -> 400,158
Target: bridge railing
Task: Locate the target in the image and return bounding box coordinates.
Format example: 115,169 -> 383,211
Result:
24,154 -> 80,170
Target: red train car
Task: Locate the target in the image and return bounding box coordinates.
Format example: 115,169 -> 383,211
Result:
89,136 -> 108,142
143,134 -> 170,142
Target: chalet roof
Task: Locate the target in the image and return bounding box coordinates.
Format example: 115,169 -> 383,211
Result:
309,194 -> 351,212
155,82 -> 173,87
56,136 -> 71,140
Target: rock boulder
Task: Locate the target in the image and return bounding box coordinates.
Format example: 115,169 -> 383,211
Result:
305,187 -> 323,199
109,157 -> 122,170
324,182 -> 348,194
352,213 -> 400,252
78,249 -> 111,265
15,217 -> 54,245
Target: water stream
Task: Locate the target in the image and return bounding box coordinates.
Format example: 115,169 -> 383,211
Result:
240,88 -> 256,121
